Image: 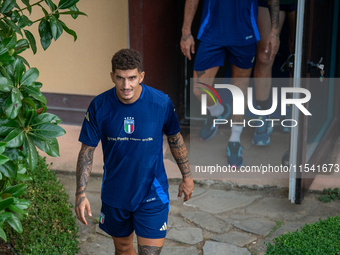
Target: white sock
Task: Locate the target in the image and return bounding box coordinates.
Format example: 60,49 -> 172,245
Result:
229,125 -> 243,142
207,101 -> 224,117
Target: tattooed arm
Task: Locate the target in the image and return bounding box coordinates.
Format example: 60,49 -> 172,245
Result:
266,0 -> 280,59
180,0 -> 199,60
167,132 -> 194,202
75,143 -> 95,225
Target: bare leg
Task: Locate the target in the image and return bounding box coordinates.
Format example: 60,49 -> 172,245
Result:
112,232 -> 136,255
254,7 -> 286,101
193,67 -> 219,106
137,236 -> 165,255
230,64 -> 252,123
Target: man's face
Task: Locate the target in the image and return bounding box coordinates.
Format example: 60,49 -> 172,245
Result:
110,68 -> 145,104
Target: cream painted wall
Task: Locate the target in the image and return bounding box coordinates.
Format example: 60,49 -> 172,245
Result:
21,0 -> 128,96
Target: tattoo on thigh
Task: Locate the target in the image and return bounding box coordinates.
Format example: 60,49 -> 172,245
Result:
138,244 -> 163,255
196,70 -> 206,78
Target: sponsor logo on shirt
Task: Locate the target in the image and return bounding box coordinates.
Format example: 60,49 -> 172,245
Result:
85,112 -> 90,122
124,117 -> 135,134
245,35 -> 253,40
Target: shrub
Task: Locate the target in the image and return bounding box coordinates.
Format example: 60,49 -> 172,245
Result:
265,216 -> 340,254
0,0 -> 85,242
3,156 -> 79,255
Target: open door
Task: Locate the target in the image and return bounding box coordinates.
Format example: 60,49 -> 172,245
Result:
289,0 -> 340,204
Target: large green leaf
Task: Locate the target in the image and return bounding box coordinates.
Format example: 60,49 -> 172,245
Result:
11,87 -> 23,107
0,197 -> 14,211
0,161 -> 16,178
17,15 -> 33,29
3,19 -> 23,36
24,109 -> 36,126
17,164 -> 26,174
10,10 -> 20,23
32,112 -> 62,125
8,205 -> 27,215
0,48 -> 8,56
0,33 -> 17,49
20,67 -> 39,86
0,118 -> 19,136
16,55 -> 30,68
0,53 -> 15,66
59,20 -> 77,41
21,84 -> 46,104
0,155 -> 9,165
1,184 -> 25,197
15,173 -> 32,181
69,5 -> 79,19
0,227 -> 7,242
14,39 -> 30,54
23,135 -> 38,170
21,0 -> 32,14
2,148 -> 25,161
31,135 -> 59,157
1,0 -> 16,13
24,30 -> 37,54
14,199 -> 30,209
7,214 -> 22,234
22,97 -> 36,110
58,10 -> 87,16
3,128 -> 24,148
58,0 -> 79,9
0,212 -> 14,222
50,15 -> 63,40
0,142 -> 6,154
13,58 -> 25,85
0,22 -> 9,36
0,77 -> 13,92
38,19 -> 52,50
31,123 -> 66,138
5,96 -> 20,119
45,0 -> 56,11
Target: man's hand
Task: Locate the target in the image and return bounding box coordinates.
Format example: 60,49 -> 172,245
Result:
75,195 -> 92,225
178,177 -> 194,202
180,32 -> 195,60
265,30 -> 280,60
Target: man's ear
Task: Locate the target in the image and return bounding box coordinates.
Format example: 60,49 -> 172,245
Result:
110,72 -> 116,84
139,71 -> 145,83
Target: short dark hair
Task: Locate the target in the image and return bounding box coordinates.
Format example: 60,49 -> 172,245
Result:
111,49 -> 143,73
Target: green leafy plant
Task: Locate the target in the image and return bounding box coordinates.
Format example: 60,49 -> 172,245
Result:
318,188 -> 340,203
4,156 -> 79,254
265,216 -> 340,254
0,0 -> 85,243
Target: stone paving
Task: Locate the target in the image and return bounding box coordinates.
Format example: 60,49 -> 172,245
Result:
57,173 -> 340,255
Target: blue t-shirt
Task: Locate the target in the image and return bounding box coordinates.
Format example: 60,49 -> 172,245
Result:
198,0 -> 260,46
79,84 -> 180,211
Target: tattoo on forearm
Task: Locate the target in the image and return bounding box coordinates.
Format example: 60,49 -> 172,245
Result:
138,244 -> 163,255
76,197 -> 85,207
181,33 -> 192,41
168,133 -> 192,179
76,144 -> 95,197
267,0 -> 280,30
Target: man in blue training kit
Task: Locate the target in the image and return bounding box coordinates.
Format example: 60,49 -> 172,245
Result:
75,49 -> 194,255
181,0 -> 280,167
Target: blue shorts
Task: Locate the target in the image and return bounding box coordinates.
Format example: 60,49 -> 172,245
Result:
99,201 -> 169,239
194,40 -> 257,71
258,0 -> 296,12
